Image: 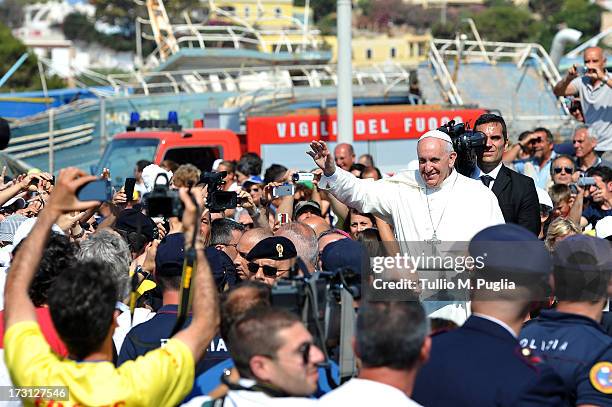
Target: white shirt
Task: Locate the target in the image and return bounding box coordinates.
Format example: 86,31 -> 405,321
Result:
471,162 -> 504,190
321,167 -> 505,242
182,379 -> 317,407
319,378 -> 422,406
472,312 -> 517,338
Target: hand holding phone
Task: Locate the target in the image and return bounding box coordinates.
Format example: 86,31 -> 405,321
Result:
273,184 -> 294,197
124,177 -> 136,201
77,179 -> 112,202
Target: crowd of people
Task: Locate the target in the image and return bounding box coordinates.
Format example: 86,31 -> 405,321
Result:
0,47 -> 610,407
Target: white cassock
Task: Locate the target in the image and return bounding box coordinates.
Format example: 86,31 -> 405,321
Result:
320,167 -> 505,242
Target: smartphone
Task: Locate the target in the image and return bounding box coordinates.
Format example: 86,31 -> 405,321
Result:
292,173 -> 315,183
273,184 -> 295,197
77,179 -> 112,202
124,177 -> 136,201
577,177 -> 596,187
576,65 -> 587,76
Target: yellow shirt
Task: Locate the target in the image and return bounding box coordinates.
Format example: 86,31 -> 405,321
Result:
4,321 -> 194,406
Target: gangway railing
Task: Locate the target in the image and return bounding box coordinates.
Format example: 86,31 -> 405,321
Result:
426,40 -> 464,105
63,63 -> 414,99
429,38 -> 569,115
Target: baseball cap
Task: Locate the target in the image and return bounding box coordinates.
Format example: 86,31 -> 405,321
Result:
155,233 -> 185,276
205,246 -> 238,289
469,224 -> 551,276
242,176 -> 263,189
115,209 -> 156,242
294,200 -> 322,219
320,238 -> 367,276
246,236 -> 297,261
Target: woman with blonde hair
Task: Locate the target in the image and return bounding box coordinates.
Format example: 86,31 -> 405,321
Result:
545,217 -> 580,251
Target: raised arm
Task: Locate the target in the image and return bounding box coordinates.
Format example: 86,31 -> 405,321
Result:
173,188 -> 219,362
3,168 -> 99,330
553,65 -> 579,97
308,141 -> 394,219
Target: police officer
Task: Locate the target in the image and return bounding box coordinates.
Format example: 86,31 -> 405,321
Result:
413,224 -> 569,406
520,235 -> 612,405
245,236 -> 297,285
118,233 -> 231,401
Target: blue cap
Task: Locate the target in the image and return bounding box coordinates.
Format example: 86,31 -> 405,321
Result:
469,224 -> 551,275
205,246 -> 238,289
321,238 -> 367,275
242,176 -> 263,188
155,233 -> 185,276
553,234 -> 612,274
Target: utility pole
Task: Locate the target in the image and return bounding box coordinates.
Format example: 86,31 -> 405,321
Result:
336,0 -> 353,144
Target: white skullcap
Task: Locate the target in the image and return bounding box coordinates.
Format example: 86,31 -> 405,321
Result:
595,216 -> 611,239
418,129 -> 452,144
142,164 -> 173,193
535,187 -> 553,209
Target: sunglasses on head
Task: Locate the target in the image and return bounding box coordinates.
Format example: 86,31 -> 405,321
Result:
553,167 -> 574,174
247,262 -> 288,277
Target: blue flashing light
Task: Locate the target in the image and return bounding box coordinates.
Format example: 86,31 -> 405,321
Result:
129,112 -> 140,125
167,111 -> 179,125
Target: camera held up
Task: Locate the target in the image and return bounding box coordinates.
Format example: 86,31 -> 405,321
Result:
437,120 -> 486,177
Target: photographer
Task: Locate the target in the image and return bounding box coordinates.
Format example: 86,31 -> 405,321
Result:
554,47 -> 612,161
184,307 -> 323,406
3,168 -> 219,406
581,166 -> 612,228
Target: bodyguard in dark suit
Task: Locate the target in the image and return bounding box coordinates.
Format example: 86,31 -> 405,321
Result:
412,224 -> 569,406
473,114 -> 541,235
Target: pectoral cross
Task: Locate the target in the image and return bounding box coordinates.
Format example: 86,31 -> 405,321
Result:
425,232 -> 442,245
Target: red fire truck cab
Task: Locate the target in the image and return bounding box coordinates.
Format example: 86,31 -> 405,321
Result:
97,106 -> 487,185
97,124 -> 242,187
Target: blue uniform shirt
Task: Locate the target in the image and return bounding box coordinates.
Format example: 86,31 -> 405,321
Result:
413,315 -> 569,407
118,305 -> 231,401
520,309 -> 612,405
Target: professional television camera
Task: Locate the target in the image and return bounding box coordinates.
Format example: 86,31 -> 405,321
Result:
145,173 -> 183,219
199,171 -> 237,213
437,120 -> 486,177
270,263 -> 362,385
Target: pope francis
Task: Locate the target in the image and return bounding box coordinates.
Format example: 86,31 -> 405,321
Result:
308,130 -> 505,242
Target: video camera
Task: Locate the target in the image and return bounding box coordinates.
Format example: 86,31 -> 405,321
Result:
145,173 -> 183,219
437,120 -> 486,177
199,171 -> 238,213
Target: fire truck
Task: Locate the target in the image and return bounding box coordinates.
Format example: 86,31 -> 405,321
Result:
96,105 -> 487,185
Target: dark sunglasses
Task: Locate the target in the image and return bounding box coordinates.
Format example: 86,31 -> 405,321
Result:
529,137 -> 542,144
298,342 -> 311,365
247,262 -> 289,277
553,167 -> 574,174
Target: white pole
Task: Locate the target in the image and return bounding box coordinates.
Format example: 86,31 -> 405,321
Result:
48,109 -> 54,173
336,0 -> 353,144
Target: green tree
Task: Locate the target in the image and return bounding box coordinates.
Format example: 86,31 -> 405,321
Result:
0,23 -> 65,91
535,0 -> 602,51
311,0 -> 337,22
471,5 -> 542,43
